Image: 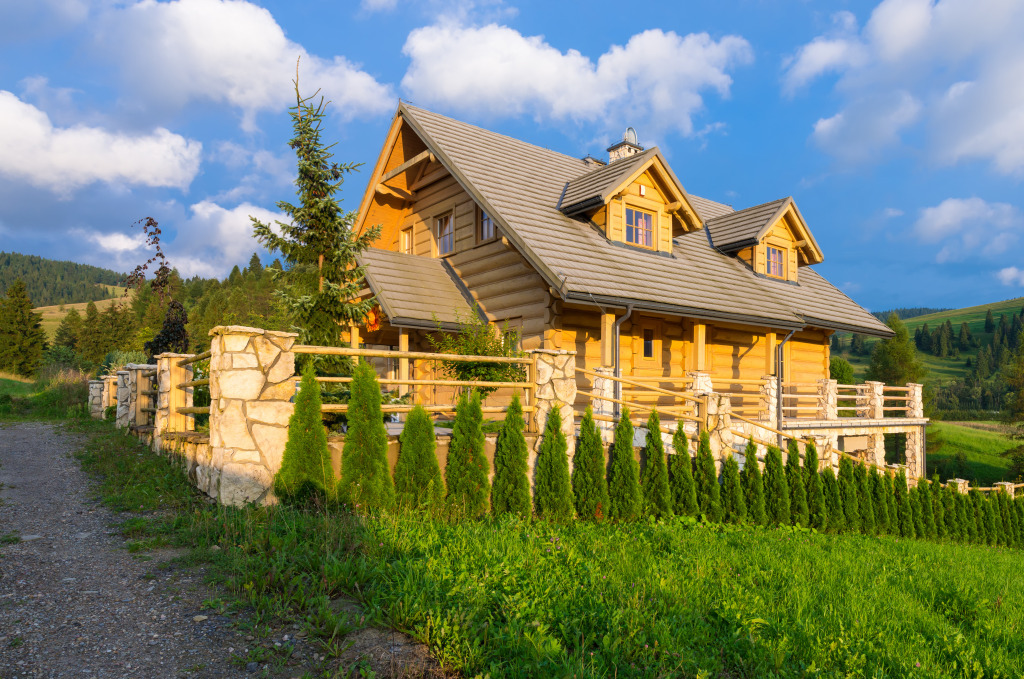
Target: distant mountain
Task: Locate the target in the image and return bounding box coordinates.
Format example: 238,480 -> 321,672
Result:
0,252 -> 125,307
870,307 -> 952,323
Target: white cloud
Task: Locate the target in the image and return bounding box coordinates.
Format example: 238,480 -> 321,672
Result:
913,197 -> 1021,263
812,91 -> 920,163
883,207 -> 904,218
783,0 -> 1024,172
98,0 -> 394,131
0,90 -> 202,195
169,200 -> 286,277
361,0 -> 398,9
401,24 -> 752,135
997,267 -> 1024,286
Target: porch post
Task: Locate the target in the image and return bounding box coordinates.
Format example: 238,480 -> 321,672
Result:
398,328 -> 410,396
600,312 -> 615,368
590,366 -> 616,443
865,381 -> 884,419
995,482 -> 1015,498
905,426 -> 925,480
529,349 -> 577,452
758,375 -> 777,426
907,383 -> 924,418
817,378 -> 837,420
705,393 -> 734,473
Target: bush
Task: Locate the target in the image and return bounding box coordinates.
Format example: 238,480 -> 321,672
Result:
805,440 -> 825,531
445,389 -> 490,518
909,485 -> 925,538
533,406 -> 574,522
275,362 -> 336,504
786,440 -> 808,528
918,478 -> 936,539
871,469 -> 890,534
101,350 -> 147,376
885,473 -> 899,536
571,407 -> 609,521
492,394 -> 531,519
640,411 -> 671,519
669,427 -> 698,518
763,445 -> 790,526
856,463 -> 875,534
721,453 -> 746,524
931,474 -> 946,540
962,491 -> 979,543
838,458 -> 861,533
340,361 -> 394,511
694,431 -> 722,522
822,467 -> 844,533
742,438 -> 766,526
394,404 -> 444,512
607,407 -> 641,521
895,471 -> 914,537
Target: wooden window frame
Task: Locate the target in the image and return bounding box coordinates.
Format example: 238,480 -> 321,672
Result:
400,227 -> 413,254
477,206 -> 496,243
625,206 -> 655,249
434,212 -> 454,256
766,246 -> 785,279
636,321 -> 663,368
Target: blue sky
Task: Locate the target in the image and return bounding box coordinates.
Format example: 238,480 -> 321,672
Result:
1,0 -> 1022,312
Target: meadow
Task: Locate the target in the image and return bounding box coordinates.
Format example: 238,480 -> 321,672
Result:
32,285 -> 129,339
927,421 -> 1020,485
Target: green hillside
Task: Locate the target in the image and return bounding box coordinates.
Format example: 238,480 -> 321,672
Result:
0,251 -> 125,307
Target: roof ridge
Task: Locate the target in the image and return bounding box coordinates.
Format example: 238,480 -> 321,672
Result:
706,196 -> 790,223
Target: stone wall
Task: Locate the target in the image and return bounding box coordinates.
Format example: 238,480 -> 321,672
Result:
530,349 -> 576,453
115,371 -> 130,429
88,380 -> 104,419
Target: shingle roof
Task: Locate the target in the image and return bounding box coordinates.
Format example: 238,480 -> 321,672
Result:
398,104 -> 893,337
688,194 -> 734,222
559,148 -> 657,214
705,197 -> 790,251
358,248 -> 476,330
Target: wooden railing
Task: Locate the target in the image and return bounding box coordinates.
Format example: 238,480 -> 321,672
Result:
572,367 -> 701,439
711,378 -> 765,418
836,383 -> 869,417
882,385 -> 911,415
175,353 -> 210,418
779,382 -> 819,420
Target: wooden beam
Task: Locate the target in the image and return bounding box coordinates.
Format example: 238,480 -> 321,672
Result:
409,166 -> 449,192
398,328 -> 409,396
600,312 -> 615,367
350,324 -> 361,364
694,322 -> 706,371
380,150 -> 434,184
375,183 -> 414,201
766,331 -> 776,375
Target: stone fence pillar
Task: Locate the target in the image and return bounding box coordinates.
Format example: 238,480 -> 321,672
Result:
88,380 -> 104,419
947,478 -> 969,494
115,371 -> 131,429
905,425 -> 925,480
705,393 -> 734,472
687,370 -> 713,396
907,383 -> 924,418
102,375 -> 117,411
817,379 -> 837,420
153,353 -> 195,452
589,365 -> 615,443
758,375 -> 777,427
208,326 -> 297,506
996,481 -> 1016,498
529,349 -> 577,451
864,381 -> 884,419
125,364 -> 156,431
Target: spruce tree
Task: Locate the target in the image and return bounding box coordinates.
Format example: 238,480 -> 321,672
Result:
608,407 -> 641,521
856,463 -> 875,534
838,458 -> 861,533
866,314 -> 925,386
444,390 -> 490,518
669,427 -> 698,518
570,406 -> 609,521
895,471 -> 914,537
821,468 -> 844,533
79,301 -> 105,364
805,440 -> 826,531
53,308 -> 82,350
721,453 -> 747,524
533,406 -> 574,522
785,440 -> 809,528
694,431 -> 722,522
491,394 -> 531,519
340,361 -> 395,511
763,445 -> 790,526
871,469 -> 890,534
741,438 -> 767,526
275,362 -> 336,503
0,280 -> 46,376
985,309 -> 995,333
639,411 -> 672,519
394,405 -> 444,512
931,475 -> 946,540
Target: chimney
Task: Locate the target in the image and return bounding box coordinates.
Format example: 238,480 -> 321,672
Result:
607,127 -> 643,163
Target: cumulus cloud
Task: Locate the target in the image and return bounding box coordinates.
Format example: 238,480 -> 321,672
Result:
812,91 -> 920,163
168,200 -> 286,278
997,267 -> 1024,286
913,197 -> 1021,263
0,90 -> 202,195
98,0 -> 394,130
401,24 -> 753,135
782,0 -> 1024,173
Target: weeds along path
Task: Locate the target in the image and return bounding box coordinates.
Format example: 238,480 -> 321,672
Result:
0,422 -> 251,677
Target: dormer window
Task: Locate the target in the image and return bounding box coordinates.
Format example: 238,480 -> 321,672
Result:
767,246 -> 785,278
435,213 -> 454,256
626,207 -> 654,248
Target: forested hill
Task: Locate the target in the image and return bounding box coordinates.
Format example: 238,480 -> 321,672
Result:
0,252 -> 125,307
871,307 -> 951,323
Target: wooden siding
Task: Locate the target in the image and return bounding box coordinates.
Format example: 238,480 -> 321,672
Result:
786,329 -> 830,384
753,212 -> 801,281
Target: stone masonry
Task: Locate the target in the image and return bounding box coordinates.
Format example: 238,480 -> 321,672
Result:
115,371 -> 130,429
530,349 -> 577,454
207,325 -> 297,506
88,381 -> 104,419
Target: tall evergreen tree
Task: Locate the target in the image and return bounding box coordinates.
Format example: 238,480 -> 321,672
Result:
741,438 -> 767,526
838,458 -> 861,533
985,309 -> 995,333
0,280 -> 46,376
608,408 -> 641,521
855,463 -> 875,534
763,445 -> 790,526
53,307 -> 82,350
491,394 -> 531,519
785,440 -> 809,527
895,471 -> 914,537
821,468 -> 844,533
444,390 -> 490,518
570,407 -> 609,521
870,469 -> 890,534
721,454 -> 747,524
866,314 -> 925,386
533,406 -> 574,522
275,362 -> 336,503
251,74 -> 380,369
694,431 -> 722,522
394,405 -> 444,512
805,440 -> 826,531
640,411 -> 672,519
340,361 -> 394,511
669,427 -> 698,518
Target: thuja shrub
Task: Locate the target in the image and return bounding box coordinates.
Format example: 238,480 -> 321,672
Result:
533,406 -> 574,522
804,440 -> 825,531
571,407 -> 609,521
721,453 -> 747,524
785,440 -> 808,528
274,362 -> 336,504
871,469 -> 890,535
763,445 -> 790,526
909,484 -> 925,538
491,394 -> 531,519
821,468 -> 844,533
895,470 -> 914,538
640,411 -> 672,519
340,361 -> 395,512
918,478 -> 937,539
669,427 -> 698,518
838,458 -> 861,533
962,491 -> 978,543
855,463 -> 875,535
394,404 -> 444,512
607,407 -> 640,521
942,484 -> 961,541
931,474 -> 946,540
742,438 -> 766,526
885,473 -> 899,536
445,389 -> 490,519
694,431 -> 722,523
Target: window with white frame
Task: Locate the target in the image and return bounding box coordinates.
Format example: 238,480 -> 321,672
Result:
626,207 -> 654,248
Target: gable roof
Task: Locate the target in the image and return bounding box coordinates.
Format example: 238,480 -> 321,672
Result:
357,248 -> 476,330
393,103 -> 892,337
705,197 -> 789,251
558,147 -> 656,214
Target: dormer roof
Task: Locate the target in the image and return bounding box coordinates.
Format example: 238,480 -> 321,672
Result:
706,196 -> 824,265
559,147 -> 657,214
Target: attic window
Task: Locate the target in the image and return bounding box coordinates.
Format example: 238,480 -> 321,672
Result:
479,209 -> 495,242
626,208 -> 654,248
436,214 -> 454,256
767,246 -> 785,278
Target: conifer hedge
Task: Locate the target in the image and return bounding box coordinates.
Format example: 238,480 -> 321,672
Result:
838,458 -> 861,533
694,432 -> 722,522
821,468 -> 844,533
274,362 -> 335,504
491,394 -> 531,519
533,406 -> 574,521
805,441 -> 825,531
741,438 -> 767,526
871,469 -> 890,535
721,454 -> 746,524
785,441 -> 808,528
855,463 -> 875,535
340,361 -> 395,511
669,427 -> 698,518
571,407 -> 609,521
394,404 -> 444,512
763,445 -> 790,526
895,470 -> 913,537
608,407 -> 640,521
640,411 -> 672,519
445,390 -> 490,518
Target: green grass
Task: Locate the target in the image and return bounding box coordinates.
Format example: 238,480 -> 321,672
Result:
0,374 -> 37,398
927,422 -> 1021,485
